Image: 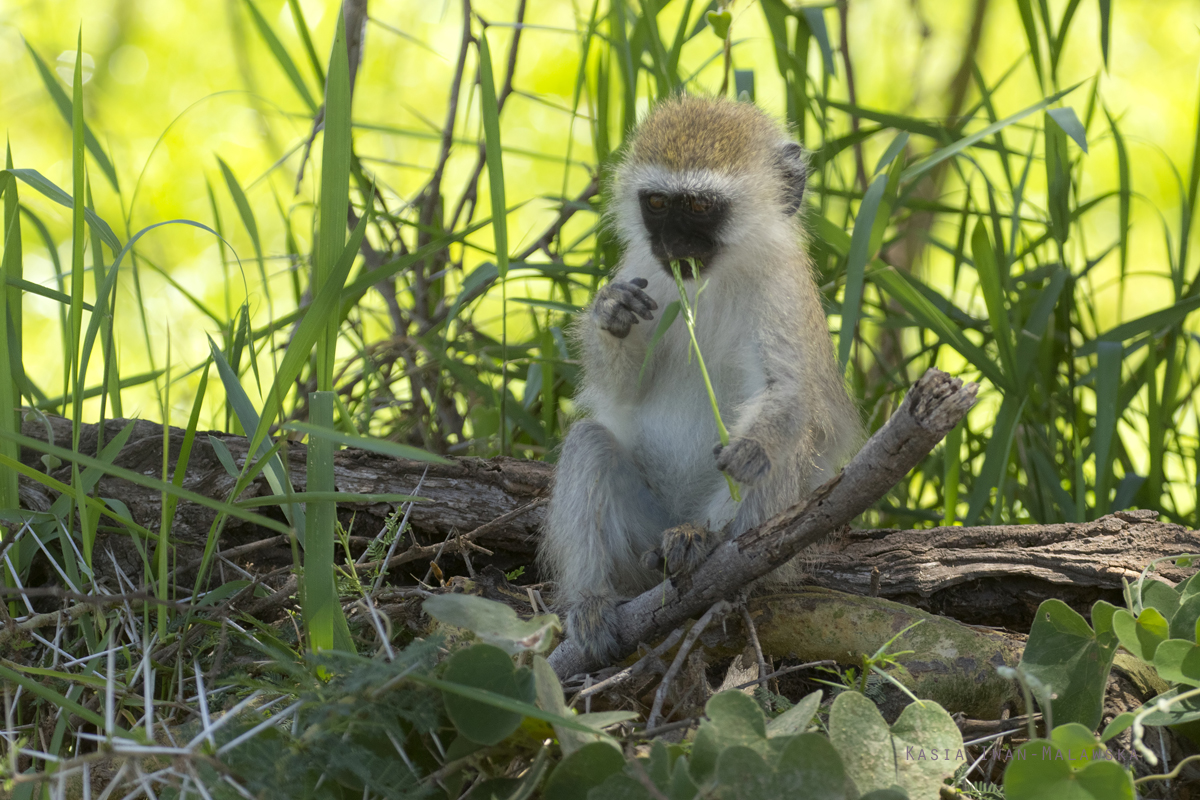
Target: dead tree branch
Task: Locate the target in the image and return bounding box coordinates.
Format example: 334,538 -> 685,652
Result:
546,368 -> 979,678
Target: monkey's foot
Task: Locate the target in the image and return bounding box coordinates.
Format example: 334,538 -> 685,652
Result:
660,522 -> 717,576
568,596 -> 623,663
593,277 -> 658,339
714,437 -> 771,485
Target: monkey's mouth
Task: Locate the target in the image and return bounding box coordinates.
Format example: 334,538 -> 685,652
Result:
650,239 -> 717,278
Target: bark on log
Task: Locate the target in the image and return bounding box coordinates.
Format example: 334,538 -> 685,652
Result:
14,381 -> 1197,643
17,414 -> 552,582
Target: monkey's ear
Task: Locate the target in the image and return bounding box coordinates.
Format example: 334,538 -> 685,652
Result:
779,142 -> 807,216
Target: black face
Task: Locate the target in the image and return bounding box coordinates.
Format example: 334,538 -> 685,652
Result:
638,189 -> 730,277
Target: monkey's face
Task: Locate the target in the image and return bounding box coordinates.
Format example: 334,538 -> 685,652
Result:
637,189 -> 730,276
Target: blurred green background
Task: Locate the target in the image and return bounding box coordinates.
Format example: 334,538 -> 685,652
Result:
2,0 -> 1199,527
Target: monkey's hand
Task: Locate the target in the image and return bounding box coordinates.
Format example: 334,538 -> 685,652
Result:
592,277 -> 658,339
646,523 -> 718,576
568,596 -> 623,663
714,438 -> 772,485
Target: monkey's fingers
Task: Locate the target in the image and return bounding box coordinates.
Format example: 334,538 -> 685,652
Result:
612,282 -> 658,319
715,437 -> 772,485
660,523 -> 716,575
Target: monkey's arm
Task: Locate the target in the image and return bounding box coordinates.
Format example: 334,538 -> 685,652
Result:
715,323 -> 817,485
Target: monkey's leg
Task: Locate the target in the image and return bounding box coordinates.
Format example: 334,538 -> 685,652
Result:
541,419 -> 669,662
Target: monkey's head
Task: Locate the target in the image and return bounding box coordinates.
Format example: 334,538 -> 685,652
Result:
613,96 -> 807,277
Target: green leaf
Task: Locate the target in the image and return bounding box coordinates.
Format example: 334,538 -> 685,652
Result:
1045,110 -> 1072,244
208,434 -> 240,477
1170,594 -> 1200,642
1002,739 -> 1134,800
840,172 -> 889,369
766,689 -> 822,737
243,0 -> 318,113
478,32 -> 509,280
209,338 -> 303,538
800,7 -> 835,77
22,41 -> 120,192
902,82 -> 1084,183
690,690 -> 771,784
281,421 -> 449,464
872,267 -> 1009,391
1021,599 -> 1119,730
2,169 -> 121,253
424,594 -> 561,655
543,742 -> 626,800
1048,107 -> 1088,153
971,220 -> 1017,381
1112,608 -> 1168,662
1153,639 -> 1200,687
827,692 -> 962,800
639,300 -> 680,386
440,644 -> 531,745
705,10 -> 732,39
1076,294 -> 1200,356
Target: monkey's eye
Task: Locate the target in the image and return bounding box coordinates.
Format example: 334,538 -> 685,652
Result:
690,196 -> 713,214
647,193 -> 667,211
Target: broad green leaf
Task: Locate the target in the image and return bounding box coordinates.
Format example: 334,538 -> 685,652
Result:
828,692 -> 962,800
1021,600 -> 1119,730
1153,639 -> 1200,687
424,594 -> 560,654
1108,609 -> 1166,662
543,742 -> 625,800
440,644 -> 532,745
1003,739 -> 1134,799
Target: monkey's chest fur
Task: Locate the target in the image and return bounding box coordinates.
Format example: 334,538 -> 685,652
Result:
597,292 -> 766,524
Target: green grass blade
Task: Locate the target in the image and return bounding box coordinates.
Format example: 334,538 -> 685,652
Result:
315,7 -> 352,393
217,157 -> 265,267
304,391 -> 353,652
971,221 -> 1017,382
638,300 -> 680,387
1047,107 -> 1088,152
902,82 -> 1083,183
965,395 -> 1025,524
872,267 -> 1010,391
1092,341 -> 1121,516
245,204 -> 369,473
1098,0 -> 1112,67
281,421 -> 448,463
22,40 -> 120,192
0,145 -> 20,522
0,664 -> 137,740
943,422 -> 962,525
209,338 -> 304,539
800,7 -> 835,77
479,29 -> 510,454
1104,107 -> 1131,291
287,0 -> 326,85
3,168 -> 121,253
69,30 -> 86,455
1077,295 -> 1200,356
86,183 -> 121,419
0,429 -> 292,535
243,0 -> 318,113
839,173 -> 888,369
1015,0 -> 1044,90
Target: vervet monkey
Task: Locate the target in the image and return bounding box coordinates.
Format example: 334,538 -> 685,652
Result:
540,96 -> 861,662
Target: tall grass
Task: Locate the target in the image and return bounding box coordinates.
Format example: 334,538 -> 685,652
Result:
1,0 -> 1199,794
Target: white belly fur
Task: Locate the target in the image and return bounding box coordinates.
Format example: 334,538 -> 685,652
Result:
595,274 -> 766,524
